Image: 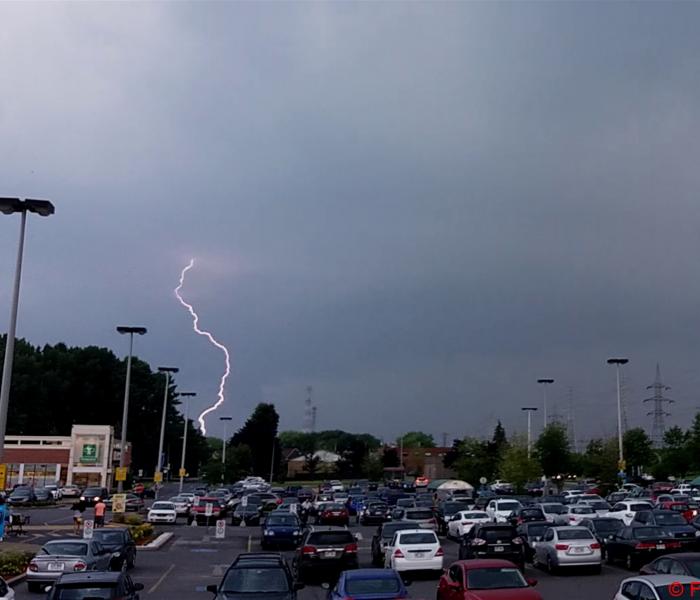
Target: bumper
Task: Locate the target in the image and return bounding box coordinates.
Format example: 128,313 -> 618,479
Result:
26,571 -> 62,584
473,550 -> 524,564
555,550 -> 601,567
262,534 -> 301,545
393,556 -> 443,572
319,516 -> 349,525
298,556 -> 358,572
148,515 -> 176,523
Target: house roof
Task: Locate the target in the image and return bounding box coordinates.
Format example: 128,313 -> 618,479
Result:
289,449 -> 341,463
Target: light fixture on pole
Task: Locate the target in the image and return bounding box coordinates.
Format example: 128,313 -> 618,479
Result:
179,392 -> 197,493
521,407 -> 538,458
0,198 -> 54,462
116,326 -> 147,493
155,366 -> 178,495
537,378 -> 555,428
607,358 -> 629,473
219,416 -> 233,483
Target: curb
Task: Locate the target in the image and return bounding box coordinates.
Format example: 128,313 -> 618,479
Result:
8,573 -> 26,587
139,531 -> 173,551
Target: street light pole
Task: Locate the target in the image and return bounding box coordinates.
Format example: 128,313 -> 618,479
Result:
179,392 -> 197,494
116,326 -> 147,493
219,416 -> 232,484
607,358 -> 629,470
537,378 -> 554,428
521,407 -> 538,458
156,367 -> 178,497
0,198 -> 54,462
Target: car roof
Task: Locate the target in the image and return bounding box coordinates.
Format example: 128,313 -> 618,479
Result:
624,575 -> 698,586
308,526 -> 352,532
344,568 -> 400,580
456,559 -> 521,570
395,528 -> 436,536
56,572 -> 123,584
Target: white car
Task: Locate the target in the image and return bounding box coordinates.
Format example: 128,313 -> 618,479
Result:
44,485 -> 62,500
536,503 -> 568,525
0,576 -> 14,600
572,494 -> 603,504
485,499 -> 522,523
330,480 -> 344,492
613,575 -> 698,600
605,500 -> 654,526
60,484 -> 81,498
384,529 -> 443,575
147,501 -> 177,523
168,495 -> 192,515
533,526 -> 601,572
563,504 -> 596,526
446,511 -> 490,538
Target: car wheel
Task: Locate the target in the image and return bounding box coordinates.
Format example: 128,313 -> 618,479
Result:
546,554 -> 556,574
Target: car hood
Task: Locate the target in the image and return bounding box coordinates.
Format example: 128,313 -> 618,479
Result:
217,593 -> 292,600
466,588 -> 542,600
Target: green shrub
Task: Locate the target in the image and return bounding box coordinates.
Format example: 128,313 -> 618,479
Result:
0,550 -> 34,577
124,514 -> 143,526
111,513 -> 126,524
130,523 -> 154,543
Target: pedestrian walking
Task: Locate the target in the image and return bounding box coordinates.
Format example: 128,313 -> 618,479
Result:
94,498 -> 106,528
72,499 -> 86,534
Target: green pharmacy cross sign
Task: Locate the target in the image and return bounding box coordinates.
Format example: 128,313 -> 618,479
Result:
81,444 -> 99,463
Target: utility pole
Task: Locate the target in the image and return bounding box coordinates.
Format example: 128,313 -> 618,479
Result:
219,416 -> 232,483
178,392 -> 197,493
521,408 -> 538,458
644,363 -> 673,448
537,379 -> 554,428
303,386 -> 313,433
607,358 -> 629,473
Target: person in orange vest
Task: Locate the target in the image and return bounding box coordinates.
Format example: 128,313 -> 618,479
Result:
94,498 -> 107,528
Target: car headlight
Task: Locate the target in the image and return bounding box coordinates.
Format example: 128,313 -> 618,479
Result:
695,530 -> 700,537
293,530 -> 301,536
265,530 -> 275,536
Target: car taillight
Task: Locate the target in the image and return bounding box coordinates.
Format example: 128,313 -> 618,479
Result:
436,547 -> 444,556
472,538 -> 486,545
344,543 -> 358,553
635,542 -> 656,549
555,544 -> 569,550
393,548 -> 404,558
463,521 -> 472,525
302,545 -> 317,555
28,561 -> 38,572
590,542 -> 600,549
74,561 -> 87,571
276,498 -> 282,504
513,537 -> 523,544
668,542 -> 682,548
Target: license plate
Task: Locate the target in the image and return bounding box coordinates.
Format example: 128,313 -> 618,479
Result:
48,562 -> 64,571
494,546 -> 504,552
414,552 -> 425,558
656,544 -> 665,550
323,551 -> 337,558
572,547 -> 587,553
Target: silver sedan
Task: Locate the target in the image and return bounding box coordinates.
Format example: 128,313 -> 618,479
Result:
532,526 -> 602,573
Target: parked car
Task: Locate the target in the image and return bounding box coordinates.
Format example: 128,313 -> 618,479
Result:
516,521 -> 550,563
509,507 -> 546,526
26,539 -> 114,592
578,517 -> 625,560
147,501 -> 177,524
606,501 -> 654,526
612,575 -> 699,600
579,500 -> 611,515
91,527 -> 136,570
397,507 -> 438,531
34,488 -> 54,504
447,511 -> 491,539
605,526 -> 682,570
563,504 -> 596,526
46,571 -> 144,600
532,526 -> 601,573
632,510 -> 699,548
8,487 -> 35,506
293,527 -> 358,583
458,523 -> 525,569
640,552 -> 700,577
44,485 -> 62,501
207,552 -> 302,600
658,500 -> 697,523
168,495 -> 192,516
384,529 -> 443,577
436,501 -> 471,535
79,487 -> 109,507
261,512 -> 303,549
437,559 -> 542,600
317,502 -> 350,527
59,484 -> 81,498
328,569 -> 409,600
371,522 -> 420,567
607,491 -> 630,504
535,503 -> 568,525
485,499 -> 522,523
189,498 -> 228,525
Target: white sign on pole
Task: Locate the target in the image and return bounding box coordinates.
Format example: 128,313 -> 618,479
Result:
83,519 -> 94,539
205,503 -> 214,517
241,496 -> 248,507
289,503 -> 297,514
215,519 -> 226,539
193,496 -> 200,507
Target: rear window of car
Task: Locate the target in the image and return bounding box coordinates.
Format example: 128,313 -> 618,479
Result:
631,503 -> 653,511
222,567 -> 290,593
93,531 -> 126,544
522,509 -> 543,516
633,527 -> 666,538
382,524 -> 416,539
267,515 -> 298,526
525,524 -> 547,537
406,510 -> 433,520
481,528 -> 516,542
557,529 -> 594,540
444,502 -> 469,513
54,584 -> 117,599
655,513 -> 687,525
324,503 -> 344,510
307,531 -> 354,546
346,577 -> 400,595
496,501 -> 520,511
571,506 -> 594,514
44,542 -> 88,556
592,519 -> 623,533
540,504 -> 565,514
398,532 -> 437,544
463,512 -> 488,519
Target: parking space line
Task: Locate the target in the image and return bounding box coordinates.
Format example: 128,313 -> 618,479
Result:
148,563 -> 175,595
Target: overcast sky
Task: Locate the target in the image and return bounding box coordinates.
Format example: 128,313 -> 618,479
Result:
1,2 -> 700,445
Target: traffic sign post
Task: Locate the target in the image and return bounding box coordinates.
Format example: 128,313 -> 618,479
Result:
83,519 -> 94,539
215,520 -> 226,539
178,467 -> 187,478
0,464 -> 6,492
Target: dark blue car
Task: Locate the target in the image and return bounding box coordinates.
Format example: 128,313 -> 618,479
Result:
261,513 -> 303,549
349,495 -> 367,517
328,569 -> 408,600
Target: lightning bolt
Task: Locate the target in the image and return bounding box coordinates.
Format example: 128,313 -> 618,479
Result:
174,259 -> 231,435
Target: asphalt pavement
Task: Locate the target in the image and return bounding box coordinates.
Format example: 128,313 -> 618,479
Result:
8,487 -> 635,599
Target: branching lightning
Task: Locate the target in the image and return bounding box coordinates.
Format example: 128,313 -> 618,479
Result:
174,259 -> 231,435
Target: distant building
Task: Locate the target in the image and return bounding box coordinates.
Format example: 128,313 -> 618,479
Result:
286,449 -> 341,478
400,447 -> 456,480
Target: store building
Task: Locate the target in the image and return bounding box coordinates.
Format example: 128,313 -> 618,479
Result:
4,424 -> 130,490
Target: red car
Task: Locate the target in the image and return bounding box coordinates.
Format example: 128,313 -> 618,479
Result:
437,559 -> 542,600
317,502 -> 349,526
188,497 -> 227,525
659,501 -> 697,523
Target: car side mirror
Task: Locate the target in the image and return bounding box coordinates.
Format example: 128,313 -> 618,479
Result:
133,583 -> 145,591
206,584 -> 218,594
526,578 -> 538,587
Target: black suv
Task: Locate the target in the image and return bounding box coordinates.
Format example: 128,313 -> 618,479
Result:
293,527 -> 359,582
515,521 -> 549,562
80,487 -> 109,507
92,527 -> 137,570
359,502 -> 390,526
459,523 -> 525,569
509,507 -> 546,526
207,553 -> 302,599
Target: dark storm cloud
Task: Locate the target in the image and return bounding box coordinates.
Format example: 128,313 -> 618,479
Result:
1,2 -> 699,442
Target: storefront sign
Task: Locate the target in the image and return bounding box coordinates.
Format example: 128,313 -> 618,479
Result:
81,444 -> 99,463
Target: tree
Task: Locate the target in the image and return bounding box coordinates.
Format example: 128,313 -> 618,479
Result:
362,454 -> 384,480
654,426 -> 690,479
623,428 -> 655,475
686,413 -> 700,473
230,403 -> 280,477
398,432 -> 435,448
382,447 -> 399,468
225,444 -> 254,481
535,424 -> 571,479
498,435 -> 541,492
452,438 -> 497,485
303,453 -> 320,477
582,438 -> 618,484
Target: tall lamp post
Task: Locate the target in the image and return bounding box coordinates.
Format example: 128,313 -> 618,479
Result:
155,366 -> 178,496
116,326 -> 147,492
0,198 -> 54,462
219,416 -> 232,483
179,392 -> 197,493
537,378 -> 555,428
521,407 -> 538,458
607,358 -> 629,473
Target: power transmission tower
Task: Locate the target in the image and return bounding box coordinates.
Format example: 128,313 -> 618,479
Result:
303,386 -> 314,433
644,364 -> 673,448
311,406 -> 317,433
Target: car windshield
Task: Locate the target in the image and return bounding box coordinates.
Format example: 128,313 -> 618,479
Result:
655,513 -> 687,525
557,529 -> 594,540
93,531 -> 125,544
382,524 -> 416,539
12,489 -> 30,496
592,520 -> 623,534
630,503 -> 652,511
170,497 -> 187,503
398,532 -> 437,544
266,515 -> 298,526
521,509 -> 543,517
406,510 -> 433,519
571,506 -> 594,514
467,567 -> 527,590
464,512 -> 488,519
53,584 -> 116,599
307,532 -> 354,546
633,527 -> 666,539
444,502 -> 469,514
496,502 -> 520,511
83,488 -> 103,495
222,567 -> 289,593
541,504 -> 565,514
588,502 -> 610,510
526,524 -> 548,537
324,503 -> 344,510
151,502 -> 174,510
43,542 -> 88,556
346,577 -> 400,594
